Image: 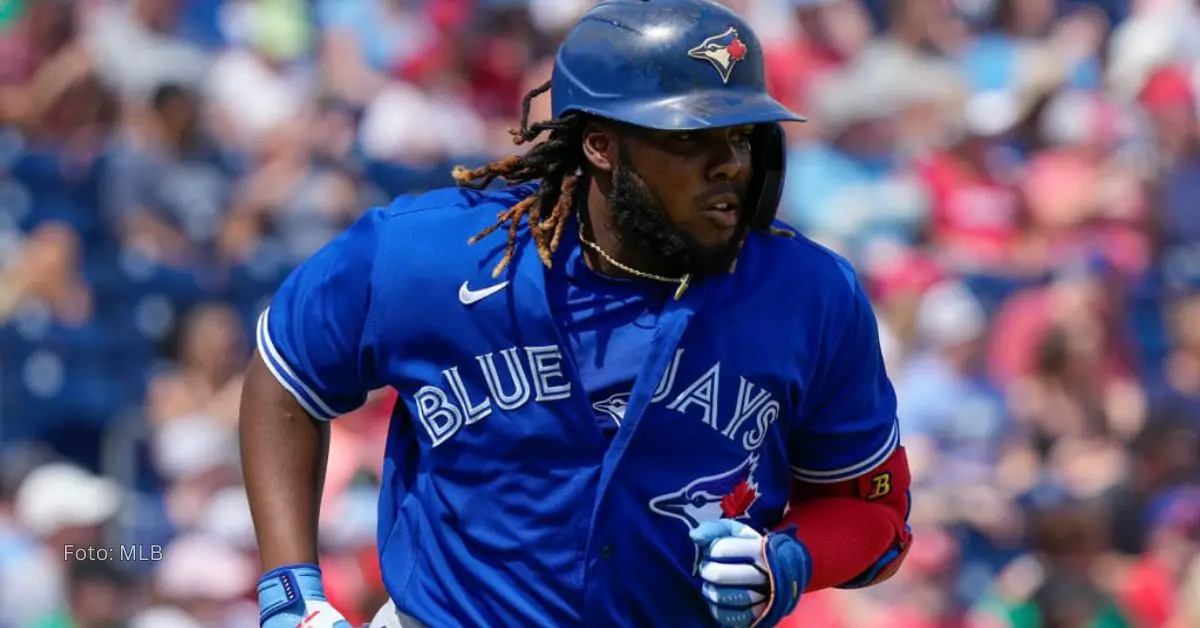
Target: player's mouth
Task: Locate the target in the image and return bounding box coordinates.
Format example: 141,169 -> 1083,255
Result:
701,195 -> 741,230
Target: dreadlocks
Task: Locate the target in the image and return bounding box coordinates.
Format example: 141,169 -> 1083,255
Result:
453,80 -> 583,278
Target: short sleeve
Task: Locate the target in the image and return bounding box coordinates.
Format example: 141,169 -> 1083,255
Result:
789,264 -> 900,483
256,208 -> 386,421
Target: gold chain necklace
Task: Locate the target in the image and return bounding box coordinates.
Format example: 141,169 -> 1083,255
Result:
577,220 -> 691,301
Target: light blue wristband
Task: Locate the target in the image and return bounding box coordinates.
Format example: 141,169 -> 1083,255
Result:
257,563 -> 329,626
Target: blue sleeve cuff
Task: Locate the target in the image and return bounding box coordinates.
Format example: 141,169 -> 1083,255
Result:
256,308 -> 344,421
789,420 -> 900,483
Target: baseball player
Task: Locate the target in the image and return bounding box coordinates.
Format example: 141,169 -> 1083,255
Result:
241,1 -> 912,626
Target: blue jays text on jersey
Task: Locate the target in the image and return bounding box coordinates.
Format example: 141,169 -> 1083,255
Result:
255,184 -> 900,627
411,345 -> 784,453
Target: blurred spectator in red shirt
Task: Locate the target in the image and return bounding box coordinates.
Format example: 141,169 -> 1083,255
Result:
1143,65 -> 1200,301
1023,91 -> 1149,278
1138,65 -> 1197,172
1117,487 -> 1200,628
916,91 -> 1027,275
869,247 -> 945,366
990,256 -> 1141,403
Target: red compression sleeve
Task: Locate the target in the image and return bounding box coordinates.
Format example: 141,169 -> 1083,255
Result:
774,446 -> 912,591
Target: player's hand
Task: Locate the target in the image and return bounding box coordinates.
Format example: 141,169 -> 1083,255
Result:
690,520 -> 811,628
257,563 -> 353,628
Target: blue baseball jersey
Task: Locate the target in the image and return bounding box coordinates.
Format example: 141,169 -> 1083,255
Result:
256,184 -> 900,627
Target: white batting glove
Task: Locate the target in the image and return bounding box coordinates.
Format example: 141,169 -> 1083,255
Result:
690,520 -> 811,628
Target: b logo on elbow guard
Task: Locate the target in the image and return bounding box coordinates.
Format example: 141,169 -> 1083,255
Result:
866,472 -> 892,500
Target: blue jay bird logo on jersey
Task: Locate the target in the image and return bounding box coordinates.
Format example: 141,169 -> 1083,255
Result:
649,453 -> 762,573
593,392 -> 630,427
687,27 -> 748,84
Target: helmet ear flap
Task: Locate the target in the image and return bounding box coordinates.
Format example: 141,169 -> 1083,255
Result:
747,123 -> 786,231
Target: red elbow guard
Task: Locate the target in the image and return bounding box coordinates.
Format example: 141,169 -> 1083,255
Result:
779,446 -> 913,589
793,445 -> 912,527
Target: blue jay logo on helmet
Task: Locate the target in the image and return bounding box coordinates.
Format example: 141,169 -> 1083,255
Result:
687,27 -> 749,84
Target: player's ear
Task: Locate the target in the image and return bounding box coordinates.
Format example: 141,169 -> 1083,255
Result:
581,121 -> 616,173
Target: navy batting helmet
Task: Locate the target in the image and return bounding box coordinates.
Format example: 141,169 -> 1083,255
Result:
551,0 -> 805,229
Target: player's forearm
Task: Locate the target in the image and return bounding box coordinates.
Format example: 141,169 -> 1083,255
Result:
776,497 -> 904,591
239,350 -> 329,571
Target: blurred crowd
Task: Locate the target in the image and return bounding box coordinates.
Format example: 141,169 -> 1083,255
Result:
0,0 -> 1198,626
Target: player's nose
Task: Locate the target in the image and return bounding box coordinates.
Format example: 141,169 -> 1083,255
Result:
705,135 -> 747,182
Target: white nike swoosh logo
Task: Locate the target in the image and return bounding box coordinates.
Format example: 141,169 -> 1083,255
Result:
459,280 -> 510,305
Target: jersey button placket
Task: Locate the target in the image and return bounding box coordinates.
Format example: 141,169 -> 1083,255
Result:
600,545 -> 614,560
